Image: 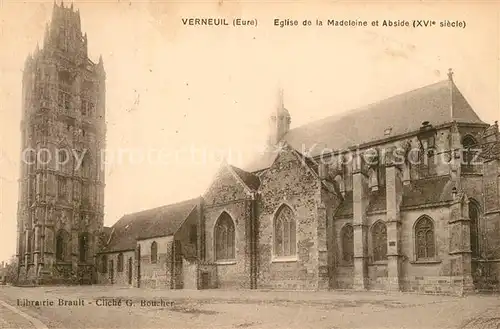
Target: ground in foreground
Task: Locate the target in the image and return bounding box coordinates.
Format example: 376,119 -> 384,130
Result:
0,286 -> 499,329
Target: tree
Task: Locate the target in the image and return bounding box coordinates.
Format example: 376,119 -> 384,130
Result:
4,255 -> 18,284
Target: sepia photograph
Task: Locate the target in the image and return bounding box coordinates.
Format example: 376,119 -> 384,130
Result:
0,1 -> 499,328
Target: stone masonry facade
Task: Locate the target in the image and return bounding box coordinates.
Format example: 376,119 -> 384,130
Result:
16,2 -> 106,286
95,74 -> 500,296
17,4 -> 500,295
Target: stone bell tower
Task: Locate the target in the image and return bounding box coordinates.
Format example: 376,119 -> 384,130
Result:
16,2 -> 106,285
267,87 -> 291,147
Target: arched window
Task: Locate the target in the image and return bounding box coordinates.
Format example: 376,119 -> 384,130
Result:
462,136 -> 477,172
56,230 -> 69,262
79,232 -> 89,262
215,212 -> 235,261
117,253 -> 124,272
341,224 -> 354,265
79,153 -> 93,178
150,241 -> 158,264
469,199 -> 481,259
415,216 -> 435,260
372,221 -> 387,262
273,205 -> 296,257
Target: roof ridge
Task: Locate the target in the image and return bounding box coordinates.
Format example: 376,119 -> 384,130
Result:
288,79 -> 449,133
121,197 -> 200,218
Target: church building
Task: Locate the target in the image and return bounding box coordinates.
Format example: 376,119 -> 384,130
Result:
16,3 -> 500,295
98,73 -> 500,295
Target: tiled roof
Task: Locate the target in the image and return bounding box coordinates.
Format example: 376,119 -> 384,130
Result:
102,198 -> 200,253
245,79 -> 485,172
229,165 -> 261,191
402,175 -> 454,207
334,176 -> 454,218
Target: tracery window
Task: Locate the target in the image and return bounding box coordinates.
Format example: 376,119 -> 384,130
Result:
372,221 -> 387,262
469,199 -> 481,259
273,205 -> 296,258
150,241 -> 158,264
215,212 -> 235,261
415,216 -> 435,260
341,224 -> 354,265
117,253 -> 124,272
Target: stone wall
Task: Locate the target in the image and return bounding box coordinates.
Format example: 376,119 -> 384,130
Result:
203,164 -> 251,289
137,236 -> 173,289
257,148 -> 322,290
96,250 -> 134,286
332,216 -> 354,289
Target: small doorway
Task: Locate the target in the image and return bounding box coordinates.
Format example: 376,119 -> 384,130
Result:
128,257 -> 133,285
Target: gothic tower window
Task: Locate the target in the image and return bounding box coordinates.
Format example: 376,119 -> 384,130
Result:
57,176 -> 67,200
117,253 -> 124,272
415,216 -> 435,260
273,205 -> 296,258
341,224 -> 354,265
81,153 -> 92,178
462,135 -> 477,173
79,232 -> 89,263
81,183 -> 89,204
469,199 -> 481,259
58,149 -> 68,163
150,241 -> 158,264
55,229 -> 69,262
215,212 -> 235,261
372,221 -> 387,262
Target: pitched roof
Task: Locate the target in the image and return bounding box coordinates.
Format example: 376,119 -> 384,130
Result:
402,175 -> 454,207
334,175 -> 455,217
102,198 -> 200,253
245,79 -> 485,172
229,165 -> 261,190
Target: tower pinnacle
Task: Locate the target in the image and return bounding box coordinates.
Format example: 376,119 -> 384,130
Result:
447,68 -> 454,82
267,84 -> 291,147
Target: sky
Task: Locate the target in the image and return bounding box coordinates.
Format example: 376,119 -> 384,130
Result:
0,1 -> 499,263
